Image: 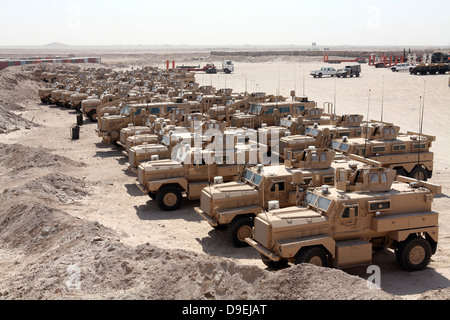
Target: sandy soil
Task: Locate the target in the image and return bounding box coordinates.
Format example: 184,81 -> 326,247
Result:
0,50 -> 449,300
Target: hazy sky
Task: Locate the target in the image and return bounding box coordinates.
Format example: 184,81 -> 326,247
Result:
1,0 -> 449,46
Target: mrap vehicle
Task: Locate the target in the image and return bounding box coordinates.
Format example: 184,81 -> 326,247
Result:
246,166 -> 441,271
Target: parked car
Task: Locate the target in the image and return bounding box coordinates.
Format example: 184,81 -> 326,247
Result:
391,63 -> 414,72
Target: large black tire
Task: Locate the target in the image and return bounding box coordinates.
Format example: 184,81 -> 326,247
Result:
395,235 -> 432,271
227,216 -> 253,247
294,246 -> 328,267
394,167 -> 408,178
318,73 -> 322,78
156,186 -> 183,211
409,166 -> 428,181
260,253 -> 289,270
87,110 -> 98,122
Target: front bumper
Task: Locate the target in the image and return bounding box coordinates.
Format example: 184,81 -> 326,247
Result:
245,238 -> 280,262
194,207 -> 218,227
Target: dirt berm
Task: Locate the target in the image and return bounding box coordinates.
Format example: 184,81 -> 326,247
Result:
0,141 -> 395,300
0,176 -> 396,300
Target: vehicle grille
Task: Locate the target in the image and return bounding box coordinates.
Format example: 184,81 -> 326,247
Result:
253,217 -> 271,248
138,166 -> 144,186
200,190 -> 211,215
128,151 -> 136,167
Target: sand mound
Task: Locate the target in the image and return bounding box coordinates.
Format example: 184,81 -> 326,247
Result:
0,143 -> 85,174
2,173 -> 91,204
0,183 -> 396,300
0,67 -> 42,133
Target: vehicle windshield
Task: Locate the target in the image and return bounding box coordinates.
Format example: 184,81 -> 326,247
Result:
332,141 -> 350,153
120,105 -> 131,115
304,191 -> 333,213
244,169 -> 263,187
161,135 -> 170,146
249,105 -> 262,114
305,127 -> 319,137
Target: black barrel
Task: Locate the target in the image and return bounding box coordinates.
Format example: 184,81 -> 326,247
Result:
71,125 -> 80,140
76,114 -> 83,126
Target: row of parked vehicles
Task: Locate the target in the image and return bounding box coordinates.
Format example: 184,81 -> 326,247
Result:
35,63 -> 441,273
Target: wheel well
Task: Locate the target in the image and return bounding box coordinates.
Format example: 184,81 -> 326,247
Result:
393,232 -> 437,254
295,244 -> 331,259
231,213 -> 255,222
159,183 -> 184,192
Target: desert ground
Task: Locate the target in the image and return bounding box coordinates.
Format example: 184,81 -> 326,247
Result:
0,48 -> 449,301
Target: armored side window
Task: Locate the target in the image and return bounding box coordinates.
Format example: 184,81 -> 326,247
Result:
265,108 -> 274,115
338,131 -> 350,138
413,143 -> 426,150
393,144 -> 406,151
341,205 -> 359,219
370,173 -> 379,183
368,200 -> 391,212
320,153 -> 327,162
279,107 -> 291,114
270,181 -> 285,192
295,106 -> 305,113
323,176 -> 334,184
372,146 -> 385,153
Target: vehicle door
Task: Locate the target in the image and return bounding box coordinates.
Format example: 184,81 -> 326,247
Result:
267,179 -> 288,207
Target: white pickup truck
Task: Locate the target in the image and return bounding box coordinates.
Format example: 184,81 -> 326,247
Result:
310,67 -> 345,78
391,63 -> 414,72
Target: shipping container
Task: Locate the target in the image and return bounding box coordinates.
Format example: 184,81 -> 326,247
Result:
0,61 -> 8,71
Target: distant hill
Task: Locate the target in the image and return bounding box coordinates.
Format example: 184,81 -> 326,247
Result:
43,42 -> 70,47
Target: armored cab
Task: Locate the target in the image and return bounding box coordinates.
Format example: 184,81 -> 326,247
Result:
126,130 -> 206,173
50,88 -> 66,106
332,122 -> 435,181
231,101 -> 316,129
135,148 -> 241,211
246,166 -> 441,271
69,89 -> 89,112
194,147 -> 351,247
38,83 -> 63,104
97,104 -> 149,144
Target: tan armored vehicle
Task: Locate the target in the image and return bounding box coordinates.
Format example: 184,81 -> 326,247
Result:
97,104 -> 149,144
127,129 -> 213,173
123,133 -> 159,153
194,148 -> 341,247
50,88 -> 67,106
246,166 -> 441,271
116,125 -> 154,148
135,148 -> 241,211
231,101 -> 316,129
38,83 -> 64,104
332,122 -> 435,180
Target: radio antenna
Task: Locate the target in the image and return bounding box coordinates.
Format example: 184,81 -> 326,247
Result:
364,89 -> 371,158
417,80 -> 426,173
380,76 -> 385,122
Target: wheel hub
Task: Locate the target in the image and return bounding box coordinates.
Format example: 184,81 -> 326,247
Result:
237,225 -> 252,242
163,193 -> 178,207
308,256 -> 324,267
409,246 -> 426,265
